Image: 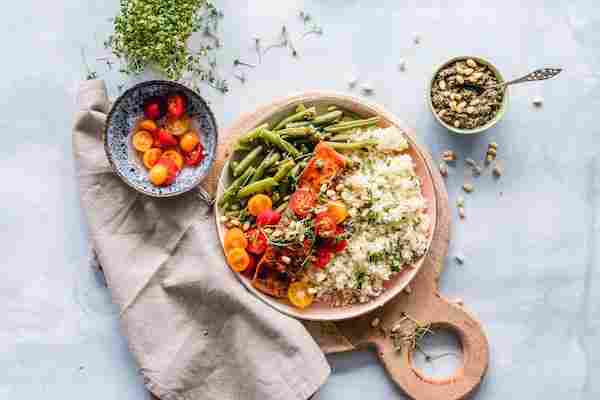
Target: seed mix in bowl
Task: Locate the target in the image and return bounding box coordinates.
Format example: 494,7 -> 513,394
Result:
431,58 -> 505,130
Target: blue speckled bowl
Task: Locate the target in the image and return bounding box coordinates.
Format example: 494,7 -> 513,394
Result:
104,80 -> 218,197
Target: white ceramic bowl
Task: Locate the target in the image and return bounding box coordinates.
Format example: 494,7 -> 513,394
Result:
215,92 -> 437,321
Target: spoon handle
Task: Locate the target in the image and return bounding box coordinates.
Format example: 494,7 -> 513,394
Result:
503,67 -> 562,87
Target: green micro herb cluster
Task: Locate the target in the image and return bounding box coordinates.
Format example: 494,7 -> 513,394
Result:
106,0 -> 227,91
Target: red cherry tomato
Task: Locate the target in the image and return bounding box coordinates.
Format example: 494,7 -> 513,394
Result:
144,100 -> 162,120
167,94 -> 186,119
314,246 -> 333,269
183,143 -> 205,166
314,212 -> 337,238
289,188 -> 316,218
334,239 -> 348,253
245,229 -> 268,255
256,209 -> 281,227
157,157 -> 179,185
157,129 -> 178,148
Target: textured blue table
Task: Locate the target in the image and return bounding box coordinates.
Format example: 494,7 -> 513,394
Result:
2,0 -> 599,398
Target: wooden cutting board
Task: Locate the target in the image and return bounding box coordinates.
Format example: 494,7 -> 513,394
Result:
202,92 -> 489,400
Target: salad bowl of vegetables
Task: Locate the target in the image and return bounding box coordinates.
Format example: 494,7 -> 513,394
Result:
215,93 -> 437,321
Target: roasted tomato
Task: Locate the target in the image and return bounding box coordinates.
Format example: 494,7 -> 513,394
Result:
162,149 -> 184,170
227,248 -> 250,272
143,148 -> 163,169
144,98 -> 163,120
256,209 -> 281,227
157,157 -> 179,185
167,94 -> 186,119
314,246 -> 333,269
314,212 -> 337,238
248,194 -> 272,217
287,281 -> 314,309
183,143 -> 205,166
289,188 -> 316,218
245,229 -> 268,255
299,143 -> 346,192
179,132 -> 199,152
132,130 -> 154,152
224,228 -> 248,252
157,129 -> 178,148
165,116 -> 190,136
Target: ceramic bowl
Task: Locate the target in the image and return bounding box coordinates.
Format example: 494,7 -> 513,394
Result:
215,92 -> 437,321
104,80 -> 218,197
428,56 -> 508,135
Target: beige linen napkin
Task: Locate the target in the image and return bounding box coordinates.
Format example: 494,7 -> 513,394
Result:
73,80 -> 330,400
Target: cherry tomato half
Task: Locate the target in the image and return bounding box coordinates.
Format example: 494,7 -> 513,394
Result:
314,246 -> 333,269
245,229 -> 268,255
289,188 -> 316,218
144,98 -> 163,120
156,157 -> 179,185
167,94 -> 186,119
256,209 -> 281,227
143,148 -> 163,169
314,212 -> 337,238
132,130 -> 154,152
224,228 -> 248,252
247,194 -> 272,217
287,281 -> 314,309
227,248 -> 250,272
184,144 -> 205,166
162,149 -> 184,170
157,129 -> 178,148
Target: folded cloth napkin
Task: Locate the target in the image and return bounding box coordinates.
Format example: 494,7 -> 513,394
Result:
72,80 -> 330,400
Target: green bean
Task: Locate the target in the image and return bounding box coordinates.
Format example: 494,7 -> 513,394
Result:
219,167 -> 256,206
278,126 -> 315,139
288,160 -> 307,179
229,160 -> 239,173
274,106 -> 316,130
285,120 -> 312,129
312,110 -> 343,125
324,116 -> 380,133
324,140 -> 378,150
327,105 -> 338,112
233,145 -> 263,177
233,143 -> 252,152
259,130 -> 301,158
295,103 -> 306,113
275,201 -> 288,213
329,134 -> 353,142
273,159 -> 296,182
238,178 -> 278,198
250,151 -> 281,184
237,123 -> 268,145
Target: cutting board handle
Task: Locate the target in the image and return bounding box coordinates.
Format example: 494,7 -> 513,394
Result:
373,295 -> 489,400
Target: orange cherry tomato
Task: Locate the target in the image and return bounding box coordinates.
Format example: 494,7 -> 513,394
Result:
149,164 -> 168,186
247,194 -> 273,217
287,281 -> 314,309
289,188 -> 316,218
179,132 -> 200,153
327,201 -> 348,223
227,248 -> 250,272
138,119 -> 157,132
224,228 -> 248,252
162,149 -> 184,170
314,212 -> 337,238
165,116 -> 190,136
143,148 -> 163,169
132,130 -> 154,152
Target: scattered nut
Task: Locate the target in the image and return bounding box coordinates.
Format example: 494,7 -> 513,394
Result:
493,161 -> 503,178
230,219 -> 240,227
453,120 -> 461,128
438,80 -> 447,90
371,317 -> 381,328
439,161 -> 448,177
466,59 -> 477,68
456,75 -> 465,85
463,67 -> 474,76
281,256 -> 291,264
346,74 -> 358,88
326,189 -> 336,198
456,196 -> 465,207
219,215 -> 229,223
454,254 -> 465,264
413,33 -> 421,44
465,158 -> 477,167
462,183 -> 474,193
335,183 -> 344,192
458,206 -> 466,219
391,323 -> 402,333
361,83 -> 374,95
398,59 -> 406,71
532,96 -> 543,107
485,142 -> 498,163
242,222 -> 250,231
441,150 -> 457,162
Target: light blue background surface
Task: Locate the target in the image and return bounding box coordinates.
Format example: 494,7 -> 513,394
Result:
2,0 -> 600,398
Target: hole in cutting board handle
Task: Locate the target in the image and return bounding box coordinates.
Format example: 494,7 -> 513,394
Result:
410,325 -> 464,383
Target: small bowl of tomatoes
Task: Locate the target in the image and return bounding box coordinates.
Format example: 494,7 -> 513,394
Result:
104,80 -> 217,197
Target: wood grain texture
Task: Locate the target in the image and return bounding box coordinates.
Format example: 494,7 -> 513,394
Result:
205,92 -> 489,400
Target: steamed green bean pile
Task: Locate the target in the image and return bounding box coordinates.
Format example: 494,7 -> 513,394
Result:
219,104 -> 380,210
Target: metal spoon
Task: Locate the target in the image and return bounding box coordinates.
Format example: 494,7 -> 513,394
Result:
461,67 -> 562,94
